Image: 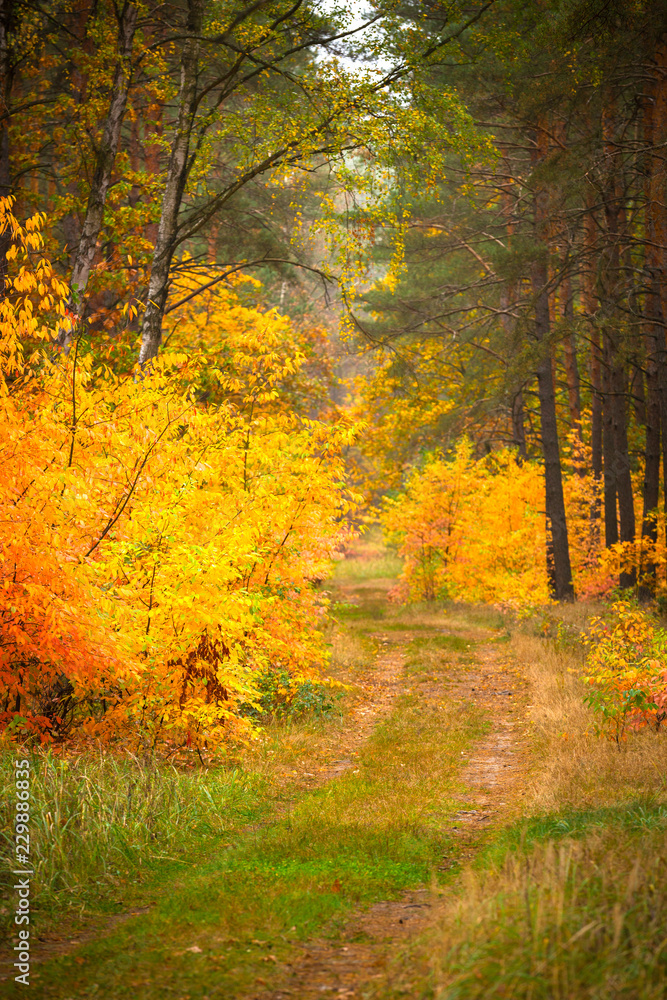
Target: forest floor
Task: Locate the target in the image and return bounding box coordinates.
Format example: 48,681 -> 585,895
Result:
2,541 -> 667,999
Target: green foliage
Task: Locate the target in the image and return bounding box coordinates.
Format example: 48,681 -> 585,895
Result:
242,672 -> 340,720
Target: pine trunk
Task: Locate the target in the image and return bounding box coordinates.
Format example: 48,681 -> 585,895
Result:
610,359 -> 636,588
561,276 -> 582,436
641,329 -> 661,595
584,204 -> 602,536
646,36 -> 667,557
533,127 -> 574,600
601,340 -> 619,549
600,91 -> 636,586
640,58 -> 664,594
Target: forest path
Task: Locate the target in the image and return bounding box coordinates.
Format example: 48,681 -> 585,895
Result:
245,575 -> 531,1000
11,572 -> 532,1000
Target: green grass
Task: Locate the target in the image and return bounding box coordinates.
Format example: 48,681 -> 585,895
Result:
407,635 -> 474,653
477,798 -> 667,871
0,751 -> 267,933
329,525 -> 404,583
373,622 -> 441,632
331,600 -> 386,621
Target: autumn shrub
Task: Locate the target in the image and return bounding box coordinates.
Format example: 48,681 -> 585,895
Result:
583,601 -> 667,743
382,441 -> 549,605
0,199 -> 358,754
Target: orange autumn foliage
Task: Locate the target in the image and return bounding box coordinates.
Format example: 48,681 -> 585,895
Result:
0,199 -> 358,753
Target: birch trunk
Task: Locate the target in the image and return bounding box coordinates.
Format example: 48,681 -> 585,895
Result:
58,2 -> 138,351
139,0 -> 205,365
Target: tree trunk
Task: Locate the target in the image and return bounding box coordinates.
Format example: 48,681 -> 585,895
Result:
610,359 -> 636,588
139,0 -> 205,365
0,0 -> 13,295
535,307 -> 574,600
601,347 -> 619,549
600,90 -> 636,586
532,127 -> 574,600
584,205 -> 603,538
645,35 -> 667,562
561,279 -> 580,413
500,176 -> 525,458
58,2 -> 138,351
630,363 -> 646,426
641,329 -> 661,595
640,60 -> 664,595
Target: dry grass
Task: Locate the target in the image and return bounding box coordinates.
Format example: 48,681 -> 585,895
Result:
329,627 -> 375,677
514,632 -> 667,811
433,829 -> 667,1000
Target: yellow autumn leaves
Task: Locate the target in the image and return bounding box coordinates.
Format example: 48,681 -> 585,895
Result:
0,199 -> 359,753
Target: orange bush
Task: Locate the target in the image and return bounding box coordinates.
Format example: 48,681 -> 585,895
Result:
584,601 -> 667,741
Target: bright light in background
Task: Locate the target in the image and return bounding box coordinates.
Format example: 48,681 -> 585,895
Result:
317,0 -> 393,74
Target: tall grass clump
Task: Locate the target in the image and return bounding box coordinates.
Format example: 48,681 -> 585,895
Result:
0,748 -> 263,929
434,829 -> 667,999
